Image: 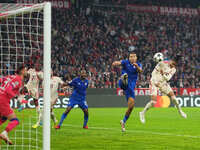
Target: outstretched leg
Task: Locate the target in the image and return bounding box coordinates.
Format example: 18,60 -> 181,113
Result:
0,113 -> 19,145
168,92 -> 187,118
120,97 -> 134,132
119,74 -> 128,90
139,95 -> 157,124
55,106 -> 72,129
140,81 -> 158,124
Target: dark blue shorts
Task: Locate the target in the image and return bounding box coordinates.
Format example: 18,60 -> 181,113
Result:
119,79 -> 136,101
67,98 -> 88,109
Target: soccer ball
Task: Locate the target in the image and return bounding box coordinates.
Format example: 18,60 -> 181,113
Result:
129,46 -> 135,51
153,52 -> 164,63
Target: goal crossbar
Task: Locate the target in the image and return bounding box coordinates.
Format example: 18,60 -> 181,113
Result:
0,3 -> 45,18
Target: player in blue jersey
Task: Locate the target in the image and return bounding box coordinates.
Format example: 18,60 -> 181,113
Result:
55,70 -> 89,129
112,52 -> 142,132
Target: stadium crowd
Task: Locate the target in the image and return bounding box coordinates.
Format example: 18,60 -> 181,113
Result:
97,0 -> 200,8
1,1 -> 200,89
50,4 -> 200,88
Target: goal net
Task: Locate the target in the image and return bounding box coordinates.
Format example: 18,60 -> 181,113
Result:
0,3 -> 51,150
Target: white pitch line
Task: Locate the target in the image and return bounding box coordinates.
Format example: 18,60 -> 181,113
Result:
62,124 -> 200,139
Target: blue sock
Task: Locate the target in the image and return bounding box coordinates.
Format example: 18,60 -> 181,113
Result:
58,113 -> 67,127
83,113 -> 88,127
123,115 -> 129,124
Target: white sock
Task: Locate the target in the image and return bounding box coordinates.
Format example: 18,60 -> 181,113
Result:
36,106 -> 40,114
35,110 -> 43,125
1,130 -> 9,139
171,96 -> 182,112
39,111 -> 43,124
1,130 -> 8,135
142,100 -> 156,113
51,112 -> 57,123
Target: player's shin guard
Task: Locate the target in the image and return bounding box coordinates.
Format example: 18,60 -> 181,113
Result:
142,100 -> 156,113
5,118 -> 19,132
123,115 -> 129,124
83,113 -> 88,127
58,113 -> 67,127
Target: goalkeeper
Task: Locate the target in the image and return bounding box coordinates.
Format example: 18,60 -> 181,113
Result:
0,66 -> 27,145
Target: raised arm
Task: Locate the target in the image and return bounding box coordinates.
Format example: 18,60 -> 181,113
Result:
57,80 -> 69,91
60,79 -> 69,88
112,61 -> 122,66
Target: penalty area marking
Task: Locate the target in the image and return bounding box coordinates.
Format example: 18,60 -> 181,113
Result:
62,124 -> 200,139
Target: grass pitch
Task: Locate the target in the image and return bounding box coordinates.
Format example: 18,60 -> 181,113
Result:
0,107 -> 200,150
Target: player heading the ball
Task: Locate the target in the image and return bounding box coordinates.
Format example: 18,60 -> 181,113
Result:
140,55 -> 187,124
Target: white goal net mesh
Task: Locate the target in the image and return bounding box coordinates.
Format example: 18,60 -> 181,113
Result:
0,3 -> 44,75
0,3 -> 47,150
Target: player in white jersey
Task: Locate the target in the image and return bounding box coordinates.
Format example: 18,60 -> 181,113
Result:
139,59 -> 187,123
25,68 -> 43,128
33,71 -> 67,128
50,75 -> 67,125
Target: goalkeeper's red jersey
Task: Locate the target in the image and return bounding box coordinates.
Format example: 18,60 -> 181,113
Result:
0,75 -> 23,101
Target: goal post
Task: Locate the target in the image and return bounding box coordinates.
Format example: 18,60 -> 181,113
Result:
0,2 -> 51,150
43,2 -> 51,150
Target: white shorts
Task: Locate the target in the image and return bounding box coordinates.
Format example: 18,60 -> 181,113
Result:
150,80 -> 173,96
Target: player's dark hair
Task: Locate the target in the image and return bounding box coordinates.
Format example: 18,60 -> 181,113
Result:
16,65 -> 25,74
128,51 -> 136,57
